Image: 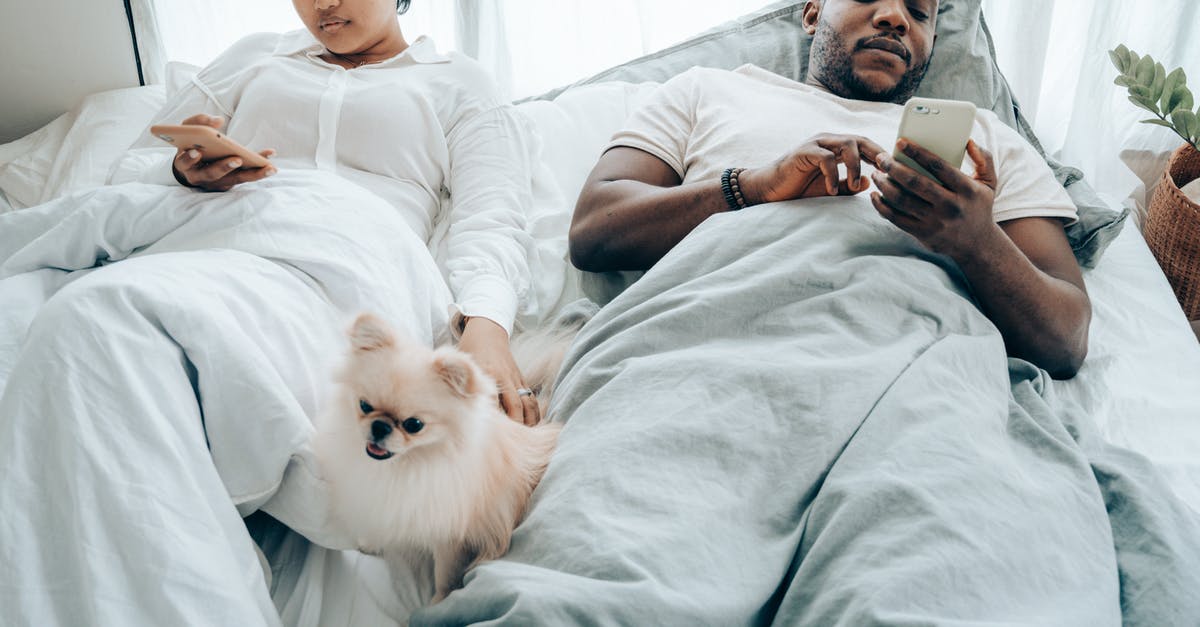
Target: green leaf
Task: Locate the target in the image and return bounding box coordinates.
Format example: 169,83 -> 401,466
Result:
1129,95 -> 1160,115
1176,86 -> 1195,115
1129,49 -> 1141,71
1151,62 -> 1167,102
1171,110 -> 1198,143
1130,85 -> 1153,100
1166,84 -> 1190,114
1115,75 -> 1131,88
1135,54 -> 1153,85
1109,49 -> 1125,73
1140,118 -> 1176,129
1161,67 -> 1185,110
1113,44 -> 1131,71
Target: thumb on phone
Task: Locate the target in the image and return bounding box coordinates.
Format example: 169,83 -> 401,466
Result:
180,113 -> 225,129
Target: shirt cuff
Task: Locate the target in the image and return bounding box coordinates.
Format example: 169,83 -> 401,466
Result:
447,274 -> 519,339
110,152 -> 184,187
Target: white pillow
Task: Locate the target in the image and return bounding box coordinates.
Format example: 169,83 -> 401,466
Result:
0,113 -> 73,210
514,80 -> 661,325
0,85 -> 165,211
1182,178 -> 1200,204
1118,132 -> 1192,225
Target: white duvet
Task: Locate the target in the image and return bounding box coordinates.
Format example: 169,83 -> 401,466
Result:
2,78 -> 1200,626
0,170 -> 453,625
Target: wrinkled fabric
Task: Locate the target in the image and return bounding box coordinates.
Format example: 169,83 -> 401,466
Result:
0,171 -> 452,625
417,199 -> 1200,626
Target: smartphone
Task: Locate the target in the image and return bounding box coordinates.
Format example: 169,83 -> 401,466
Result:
150,124 -> 271,169
893,97 -> 977,185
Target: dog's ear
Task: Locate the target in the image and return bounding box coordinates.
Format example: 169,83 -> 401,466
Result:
349,313 -> 395,352
433,350 -> 479,398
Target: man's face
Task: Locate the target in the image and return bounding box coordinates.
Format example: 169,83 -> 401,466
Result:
805,0 -> 938,103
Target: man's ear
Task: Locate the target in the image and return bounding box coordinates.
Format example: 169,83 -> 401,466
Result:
433,349 -> 480,398
802,0 -> 820,35
349,313 -> 395,352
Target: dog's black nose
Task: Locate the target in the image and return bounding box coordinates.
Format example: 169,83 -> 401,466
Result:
371,420 -> 392,440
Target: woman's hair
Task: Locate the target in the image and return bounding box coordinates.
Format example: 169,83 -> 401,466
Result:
396,0 -> 411,14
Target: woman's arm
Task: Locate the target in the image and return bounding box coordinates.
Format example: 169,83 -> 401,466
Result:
113,34 -> 278,190
442,101 -> 538,423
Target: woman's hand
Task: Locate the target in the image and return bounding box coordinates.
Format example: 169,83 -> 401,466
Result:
457,317 -> 540,426
171,114 -> 277,192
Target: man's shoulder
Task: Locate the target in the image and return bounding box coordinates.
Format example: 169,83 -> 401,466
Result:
661,64 -> 803,98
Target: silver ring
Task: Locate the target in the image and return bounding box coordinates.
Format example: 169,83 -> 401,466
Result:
516,388 -> 533,397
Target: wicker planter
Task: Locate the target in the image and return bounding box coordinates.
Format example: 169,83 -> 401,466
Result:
1145,144 -> 1200,320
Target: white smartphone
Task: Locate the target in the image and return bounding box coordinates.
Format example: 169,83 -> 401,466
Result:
893,97 -> 977,185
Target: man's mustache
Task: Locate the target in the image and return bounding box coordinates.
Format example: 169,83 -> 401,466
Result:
857,35 -> 912,65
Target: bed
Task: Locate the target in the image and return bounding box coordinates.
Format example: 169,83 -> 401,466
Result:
1,1 -> 1198,625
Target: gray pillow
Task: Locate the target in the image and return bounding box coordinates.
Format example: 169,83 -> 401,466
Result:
535,0 -> 1126,268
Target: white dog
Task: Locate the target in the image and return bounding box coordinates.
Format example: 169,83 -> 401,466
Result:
314,313 -> 565,603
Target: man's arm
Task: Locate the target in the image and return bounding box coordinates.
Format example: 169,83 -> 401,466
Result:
569,147 -> 719,272
872,139 -> 1090,378
570,135 -> 886,272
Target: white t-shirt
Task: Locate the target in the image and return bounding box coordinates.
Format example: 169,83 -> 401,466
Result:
119,30 -> 532,333
608,64 -> 1077,225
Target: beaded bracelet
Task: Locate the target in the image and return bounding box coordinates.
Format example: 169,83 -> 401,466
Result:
721,167 -> 749,211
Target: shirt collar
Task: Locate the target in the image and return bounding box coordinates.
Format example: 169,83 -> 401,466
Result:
273,29 -> 450,65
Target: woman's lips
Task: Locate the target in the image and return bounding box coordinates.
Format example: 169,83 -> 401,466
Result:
320,19 -> 349,34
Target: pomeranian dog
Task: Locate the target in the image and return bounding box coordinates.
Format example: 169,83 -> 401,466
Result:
314,313 -> 570,603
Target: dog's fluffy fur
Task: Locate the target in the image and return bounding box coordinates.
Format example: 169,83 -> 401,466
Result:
314,313 -> 564,602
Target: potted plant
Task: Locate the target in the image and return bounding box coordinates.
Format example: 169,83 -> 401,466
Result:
1110,45 -> 1200,323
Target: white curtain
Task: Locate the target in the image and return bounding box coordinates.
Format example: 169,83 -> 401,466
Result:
133,0 -> 1198,214
983,0 -> 1200,218
130,1 -> 768,101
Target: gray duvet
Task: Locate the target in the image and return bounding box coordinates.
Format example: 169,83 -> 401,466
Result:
416,199 -> 1200,626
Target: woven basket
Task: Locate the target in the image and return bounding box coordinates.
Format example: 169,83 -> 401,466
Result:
1145,144 -> 1200,320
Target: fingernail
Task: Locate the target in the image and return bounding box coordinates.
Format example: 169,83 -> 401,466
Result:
186,149 -> 199,159
265,167 -> 277,176
228,160 -> 241,169
897,138 -> 909,150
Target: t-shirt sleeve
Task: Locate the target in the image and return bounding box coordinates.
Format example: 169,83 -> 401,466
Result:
604,69 -> 704,179
983,113 -> 1078,224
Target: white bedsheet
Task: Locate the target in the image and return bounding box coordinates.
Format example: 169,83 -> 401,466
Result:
0,171 -> 453,625
1060,214 -> 1200,511
1,82 -> 1198,626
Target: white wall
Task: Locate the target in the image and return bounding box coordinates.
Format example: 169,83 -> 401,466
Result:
0,0 -> 140,143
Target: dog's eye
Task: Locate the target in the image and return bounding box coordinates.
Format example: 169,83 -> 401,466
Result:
359,399 -> 374,414
401,417 -> 424,434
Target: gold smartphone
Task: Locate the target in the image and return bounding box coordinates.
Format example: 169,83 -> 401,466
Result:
150,124 -> 271,169
893,97 -> 977,185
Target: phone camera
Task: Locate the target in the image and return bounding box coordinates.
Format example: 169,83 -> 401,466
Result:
914,105 -> 929,114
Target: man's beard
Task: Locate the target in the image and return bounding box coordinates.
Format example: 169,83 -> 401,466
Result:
809,19 -> 932,103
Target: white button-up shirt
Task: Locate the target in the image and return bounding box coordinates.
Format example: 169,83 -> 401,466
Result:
120,30 -> 533,333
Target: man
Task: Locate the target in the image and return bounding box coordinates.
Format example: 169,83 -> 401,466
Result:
569,0 -> 1090,378
415,3 -> 1200,625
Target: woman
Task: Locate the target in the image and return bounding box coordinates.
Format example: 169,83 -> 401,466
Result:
150,0 -> 538,424
0,0 -> 536,624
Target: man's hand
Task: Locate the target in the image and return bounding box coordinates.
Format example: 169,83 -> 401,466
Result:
171,114 -> 277,192
457,317 -> 540,426
740,134 -> 887,204
869,138 -> 1000,259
